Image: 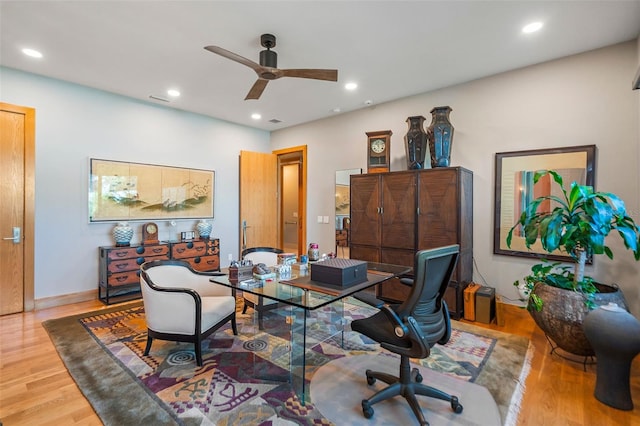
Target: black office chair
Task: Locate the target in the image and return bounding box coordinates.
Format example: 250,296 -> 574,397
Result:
351,245 -> 462,426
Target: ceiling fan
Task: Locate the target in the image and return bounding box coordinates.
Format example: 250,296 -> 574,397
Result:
204,34 -> 338,100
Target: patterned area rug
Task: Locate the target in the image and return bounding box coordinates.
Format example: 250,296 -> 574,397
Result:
43,299 -> 531,426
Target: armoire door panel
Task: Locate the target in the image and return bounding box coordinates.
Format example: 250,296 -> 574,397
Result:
350,244 -> 380,263
380,248 -> 415,267
417,169 -> 459,249
381,173 -> 416,249
350,175 -> 381,246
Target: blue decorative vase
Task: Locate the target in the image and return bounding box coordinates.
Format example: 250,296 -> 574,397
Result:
196,219 -> 212,239
113,222 -> 134,246
427,106 -> 454,168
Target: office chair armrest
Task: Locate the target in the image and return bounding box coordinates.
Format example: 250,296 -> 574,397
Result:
379,305 -> 409,337
380,315 -> 429,359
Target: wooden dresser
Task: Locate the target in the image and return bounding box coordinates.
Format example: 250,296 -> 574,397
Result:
98,238 -> 220,305
99,243 -> 170,304
349,167 -> 473,319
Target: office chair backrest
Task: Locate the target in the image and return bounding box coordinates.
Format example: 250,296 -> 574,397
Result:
397,244 -> 460,345
242,247 -> 284,266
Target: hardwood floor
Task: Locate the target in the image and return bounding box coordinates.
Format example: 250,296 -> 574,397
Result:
0,300 -> 638,425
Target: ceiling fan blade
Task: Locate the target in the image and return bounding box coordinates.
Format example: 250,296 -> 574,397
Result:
280,69 -> 338,81
204,45 -> 262,73
245,79 -> 269,100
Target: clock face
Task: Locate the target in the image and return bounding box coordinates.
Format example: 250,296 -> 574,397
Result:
371,138 -> 386,154
146,223 -> 157,234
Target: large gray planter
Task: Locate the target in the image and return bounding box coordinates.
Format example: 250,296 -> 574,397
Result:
528,282 -> 628,356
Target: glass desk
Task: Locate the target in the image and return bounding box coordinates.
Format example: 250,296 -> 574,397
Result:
210,262 -> 410,405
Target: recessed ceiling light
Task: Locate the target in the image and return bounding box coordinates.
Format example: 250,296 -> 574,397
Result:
22,48 -> 43,58
522,21 -> 543,34
345,82 -> 358,91
332,107 -> 341,113
251,113 -> 262,120
167,89 -> 180,97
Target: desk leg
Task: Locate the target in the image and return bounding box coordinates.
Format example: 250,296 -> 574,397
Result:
290,303 -> 307,404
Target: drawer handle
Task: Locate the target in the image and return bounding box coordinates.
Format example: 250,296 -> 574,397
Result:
195,247 -> 204,252
152,248 -> 163,253
115,263 -> 128,270
176,248 -> 186,253
115,251 -> 128,258
115,276 -> 127,282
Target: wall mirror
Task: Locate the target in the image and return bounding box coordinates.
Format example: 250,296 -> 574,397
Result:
335,168 -> 362,258
494,145 -> 596,261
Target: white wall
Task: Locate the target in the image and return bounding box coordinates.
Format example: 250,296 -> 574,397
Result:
0,67 -> 270,299
272,40 -> 640,316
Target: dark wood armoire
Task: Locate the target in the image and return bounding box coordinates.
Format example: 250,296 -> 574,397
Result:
349,167 -> 473,319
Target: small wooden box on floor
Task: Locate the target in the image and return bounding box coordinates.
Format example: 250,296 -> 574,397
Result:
476,286 -> 496,324
463,282 -> 481,321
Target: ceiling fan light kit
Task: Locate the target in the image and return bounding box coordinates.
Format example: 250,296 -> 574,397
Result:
204,34 -> 338,100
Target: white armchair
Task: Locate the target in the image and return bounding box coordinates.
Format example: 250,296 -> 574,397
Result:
241,247 -> 283,329
140,259 -> 237,366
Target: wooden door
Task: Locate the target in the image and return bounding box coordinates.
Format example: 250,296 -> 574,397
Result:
0,103 -> 35,315
239,151 -> 278,251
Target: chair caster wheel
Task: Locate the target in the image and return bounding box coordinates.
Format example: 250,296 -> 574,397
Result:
365,370 -> 376,385
362,400 -> 374,419
451,396 -> 463,413
415,372 -> 423,383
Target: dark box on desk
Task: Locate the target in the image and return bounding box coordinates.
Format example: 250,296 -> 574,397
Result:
476,286 -> 496,324
310,258 -> 367,287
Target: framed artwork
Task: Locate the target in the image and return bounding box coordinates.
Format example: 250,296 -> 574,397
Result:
493,145 -> 596,261
89,158 -> 214,222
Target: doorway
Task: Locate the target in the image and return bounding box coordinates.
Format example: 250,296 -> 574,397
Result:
239,146 -> 307,257
275,146 -> 306,256
0,103 -> 35,314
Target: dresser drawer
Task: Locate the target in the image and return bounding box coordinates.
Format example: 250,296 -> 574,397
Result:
171,241 -> 208,259
107,258 -> 139,273
184,255 -> 220,272
107,270 -> 140,287
106,244 -> 169,260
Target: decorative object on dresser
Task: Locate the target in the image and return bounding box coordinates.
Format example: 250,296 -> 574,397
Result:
404,115 -> 429,170
427,106 -> 454,168
141,222 -> 159,245
99,242 -> 170,304
366,130 -> 392,173
349,167 -> 473,319
196,219 -> 213,239
112,222 -> 134,246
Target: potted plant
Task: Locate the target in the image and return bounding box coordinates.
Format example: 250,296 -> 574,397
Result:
507,170 -> 640,356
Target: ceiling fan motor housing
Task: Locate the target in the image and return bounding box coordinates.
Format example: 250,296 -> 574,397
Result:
260,49 -> 277,69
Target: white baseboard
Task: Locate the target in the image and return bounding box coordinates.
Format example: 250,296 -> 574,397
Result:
34,289 -> 97,310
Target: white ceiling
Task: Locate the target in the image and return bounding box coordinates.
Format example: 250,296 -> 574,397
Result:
1,1 -> 639,131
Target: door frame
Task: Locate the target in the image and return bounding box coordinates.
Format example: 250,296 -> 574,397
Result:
274,145 -> 307,255
1,103 -> 35,311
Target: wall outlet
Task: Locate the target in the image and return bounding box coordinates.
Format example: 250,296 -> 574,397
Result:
228,253 -> 233,261
323,216 -> 329,224
317,215 -> 323,223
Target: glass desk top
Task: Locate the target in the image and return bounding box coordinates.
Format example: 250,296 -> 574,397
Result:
210,261 -> 411,310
